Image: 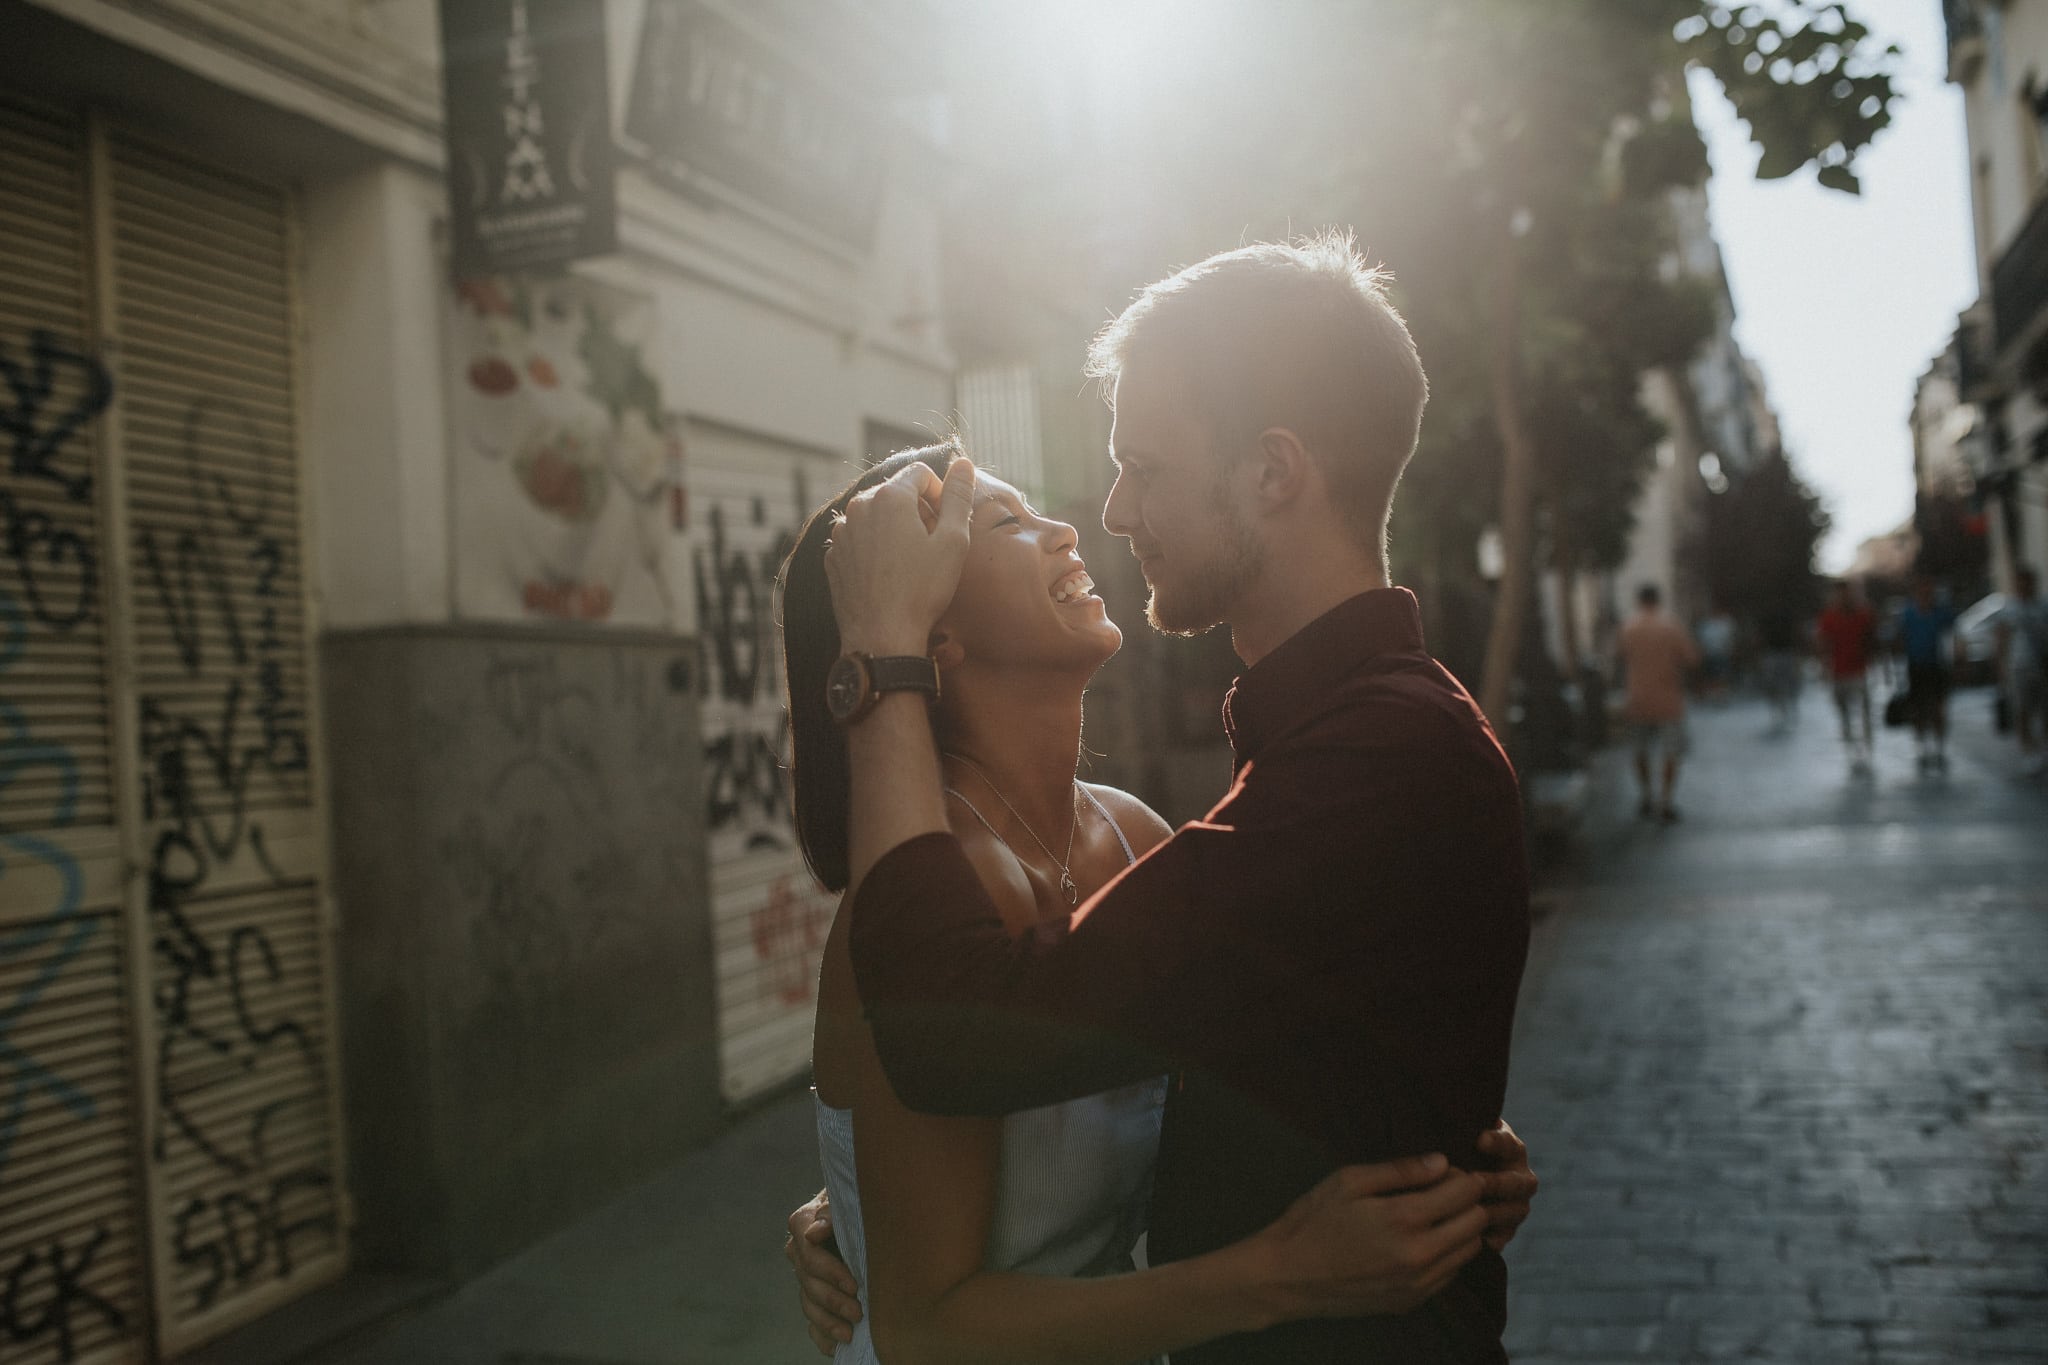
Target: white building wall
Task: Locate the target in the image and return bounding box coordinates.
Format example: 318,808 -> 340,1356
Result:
1616,436 -> 1685,614
302,162 -> 456,627
2018,464 -> 2048,579
1953,0 -> 2048,587
1961,1 -> 2048,268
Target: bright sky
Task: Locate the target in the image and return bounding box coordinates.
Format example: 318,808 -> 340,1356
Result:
1690,0 -> 1978,572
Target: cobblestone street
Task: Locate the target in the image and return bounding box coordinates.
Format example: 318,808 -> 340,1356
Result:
288,687 -> 2048,1365
1501,689 -> 2048,1364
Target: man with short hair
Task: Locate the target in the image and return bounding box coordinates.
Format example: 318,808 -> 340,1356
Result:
1616,583 -> 1699,823
1816,578 -> 1878,773
817,235 -> 1530,1362
1994,565 -> 2048,776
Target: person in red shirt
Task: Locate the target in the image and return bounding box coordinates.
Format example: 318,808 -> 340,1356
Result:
816,235 -> 1530,1363
1815,578 -> 1878,773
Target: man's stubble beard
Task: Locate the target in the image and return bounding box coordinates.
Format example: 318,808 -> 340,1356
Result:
1144,473 -> 1264,638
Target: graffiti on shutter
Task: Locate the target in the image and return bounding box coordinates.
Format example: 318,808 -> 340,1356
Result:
0,97 -> 146,1365
686,426 -> 846,1101
104,130 -> 345,1347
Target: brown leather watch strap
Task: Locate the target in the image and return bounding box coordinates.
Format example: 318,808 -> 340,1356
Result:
864,654 -> 940,701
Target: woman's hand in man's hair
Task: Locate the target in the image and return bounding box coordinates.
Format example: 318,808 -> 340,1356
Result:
825,455 -> 976,659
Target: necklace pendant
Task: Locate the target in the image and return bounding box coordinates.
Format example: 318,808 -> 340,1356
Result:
1060,873 -> 1078,906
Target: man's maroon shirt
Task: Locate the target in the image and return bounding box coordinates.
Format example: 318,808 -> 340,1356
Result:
850,588 -> 1530,1363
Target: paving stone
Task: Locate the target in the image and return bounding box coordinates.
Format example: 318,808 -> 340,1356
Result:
1516,1289 -> 1669,1323
1869,1321 -> 2048,1356
1694,1316 -> 1871,1360
1811,1286 -> 1888,1323
1539,1318 -> 1696,1357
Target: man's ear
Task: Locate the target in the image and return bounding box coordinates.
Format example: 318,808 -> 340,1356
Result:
929,628 -> 966,672
1252,427 -> 1313,510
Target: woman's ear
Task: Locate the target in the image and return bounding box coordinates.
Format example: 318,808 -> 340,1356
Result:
929,629 -> 967,672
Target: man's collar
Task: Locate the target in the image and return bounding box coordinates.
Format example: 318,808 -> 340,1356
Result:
1222,588 -> 1427,762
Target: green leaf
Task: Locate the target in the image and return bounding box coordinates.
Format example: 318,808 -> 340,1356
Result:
1815,162 -> 1861,193
1755,140 -> 1805,179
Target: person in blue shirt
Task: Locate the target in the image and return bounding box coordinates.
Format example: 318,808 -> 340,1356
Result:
1896,576 -> 1960,772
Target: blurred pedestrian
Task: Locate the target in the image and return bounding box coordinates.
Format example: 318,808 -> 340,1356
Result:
1993,565 -> 2048,777
1618,583 -> 1700,823
1696,602 -> 1737,703
1896,576 -> 1960,773
1816,579 -> 1877,773
1757,607 -> 1804,733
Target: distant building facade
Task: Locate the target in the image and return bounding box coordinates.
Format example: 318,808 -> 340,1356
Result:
1945,0 -> 2048,592
1551,185 -> 1777,671
0,0 -> 950,1357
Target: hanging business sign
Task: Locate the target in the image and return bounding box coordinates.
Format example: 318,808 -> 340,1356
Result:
441,0 -> 617,277
624,0 -> 886,250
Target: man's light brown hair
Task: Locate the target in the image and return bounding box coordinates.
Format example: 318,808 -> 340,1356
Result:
1085,230 -> 1429,553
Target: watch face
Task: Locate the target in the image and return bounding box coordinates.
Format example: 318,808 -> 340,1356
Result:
825,655 -> 867,721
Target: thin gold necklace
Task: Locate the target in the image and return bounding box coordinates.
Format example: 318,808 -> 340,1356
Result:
941,751 -> 1081,905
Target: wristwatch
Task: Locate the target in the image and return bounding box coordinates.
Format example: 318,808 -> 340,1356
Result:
824,652 -> 940,725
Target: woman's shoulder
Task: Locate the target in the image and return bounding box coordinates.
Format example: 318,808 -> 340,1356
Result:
1080,782 -> 1173,857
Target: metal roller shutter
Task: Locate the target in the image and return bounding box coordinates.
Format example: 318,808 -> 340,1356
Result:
0,98 -> 346,1361
686,424 -> 849,1103
0,96 -> 147,1365
100,127 -> 346,1354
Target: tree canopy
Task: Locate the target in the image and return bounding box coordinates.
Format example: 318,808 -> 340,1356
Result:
1703,448 -> 1834,620
944,0 -> 1904,726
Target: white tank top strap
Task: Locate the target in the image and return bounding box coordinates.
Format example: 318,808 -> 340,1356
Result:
1080,785 -> 1137,865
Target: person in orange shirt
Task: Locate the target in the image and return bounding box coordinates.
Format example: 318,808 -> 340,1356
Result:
1615,583 -> 1701,823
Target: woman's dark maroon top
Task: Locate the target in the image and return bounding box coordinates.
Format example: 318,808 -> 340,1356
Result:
850,588 -> 1530,1363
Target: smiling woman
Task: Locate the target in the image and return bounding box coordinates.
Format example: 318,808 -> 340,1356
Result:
781,442 -> 1123,894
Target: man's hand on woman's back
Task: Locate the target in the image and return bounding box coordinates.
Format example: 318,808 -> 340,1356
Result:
786,1189 -> 861,1354
782,1118 -> 1538,1351
1238,1153 -> 1489,1322
1474,1117 -> 1539,1252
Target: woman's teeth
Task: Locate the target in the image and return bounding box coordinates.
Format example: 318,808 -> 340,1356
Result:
1051,571 -> 1095,604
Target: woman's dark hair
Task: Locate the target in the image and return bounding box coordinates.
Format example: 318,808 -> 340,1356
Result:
782,440 -> 959,893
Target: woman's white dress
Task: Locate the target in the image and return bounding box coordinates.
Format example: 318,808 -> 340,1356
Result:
812,789 -> 1169,1363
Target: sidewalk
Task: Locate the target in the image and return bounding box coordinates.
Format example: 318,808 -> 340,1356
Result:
295,1083 -> 825,1365
288,686 -> 2044,1365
